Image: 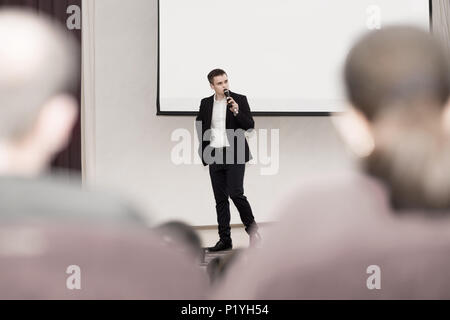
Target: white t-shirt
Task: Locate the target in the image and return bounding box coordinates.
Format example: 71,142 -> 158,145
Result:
210,95 -> 230,148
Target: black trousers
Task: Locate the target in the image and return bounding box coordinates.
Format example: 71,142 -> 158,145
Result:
209,149 -> 257,241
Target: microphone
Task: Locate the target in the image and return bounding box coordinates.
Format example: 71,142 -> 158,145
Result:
223,89 -> 233,108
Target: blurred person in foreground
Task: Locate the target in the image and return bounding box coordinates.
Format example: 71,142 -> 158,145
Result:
213,26 -> 450,299
153,220 -> 204,263
0,8 -> 142,225
0,9 -> 207,299
206,249 -> 242,286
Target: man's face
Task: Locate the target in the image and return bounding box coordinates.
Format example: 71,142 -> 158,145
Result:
210,74 -> 229,96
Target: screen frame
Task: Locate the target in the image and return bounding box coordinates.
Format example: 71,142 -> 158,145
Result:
156,0 -> 433,117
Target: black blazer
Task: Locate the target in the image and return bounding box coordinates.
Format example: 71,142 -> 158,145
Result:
195,91 -> 255,166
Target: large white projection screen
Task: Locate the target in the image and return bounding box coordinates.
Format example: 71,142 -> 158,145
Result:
158,0 -> 430,115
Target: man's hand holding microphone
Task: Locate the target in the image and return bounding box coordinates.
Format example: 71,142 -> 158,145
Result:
224,89 -> 239,116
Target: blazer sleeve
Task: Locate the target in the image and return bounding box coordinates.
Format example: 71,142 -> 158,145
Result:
195,100 -> 205,147
235,95 -> 255,131
195,99 -> 204,123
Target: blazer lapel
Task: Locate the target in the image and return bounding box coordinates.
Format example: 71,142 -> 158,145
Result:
225,91 -> 234,128
205,95 -> 214,129
226,105 -> 232,129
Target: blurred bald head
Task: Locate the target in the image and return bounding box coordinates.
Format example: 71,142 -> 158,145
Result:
0,9 -> 78,141
345,26 -> 450,120
0,9 -> 78,176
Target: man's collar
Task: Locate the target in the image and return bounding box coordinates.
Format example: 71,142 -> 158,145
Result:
214,93 -> 226,102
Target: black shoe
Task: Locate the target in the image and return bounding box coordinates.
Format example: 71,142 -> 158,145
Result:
208,239 -> 232,252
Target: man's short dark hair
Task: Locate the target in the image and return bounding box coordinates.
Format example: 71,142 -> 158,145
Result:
208,69 -> 227,84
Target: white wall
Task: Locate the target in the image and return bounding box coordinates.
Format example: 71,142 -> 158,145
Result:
88,0 -> 356,226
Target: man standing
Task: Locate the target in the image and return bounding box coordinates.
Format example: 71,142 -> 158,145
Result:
196,69 -> 261,252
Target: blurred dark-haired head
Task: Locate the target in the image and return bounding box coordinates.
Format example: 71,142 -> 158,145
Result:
153,221 -> 203,263
341,26 -> 450,210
